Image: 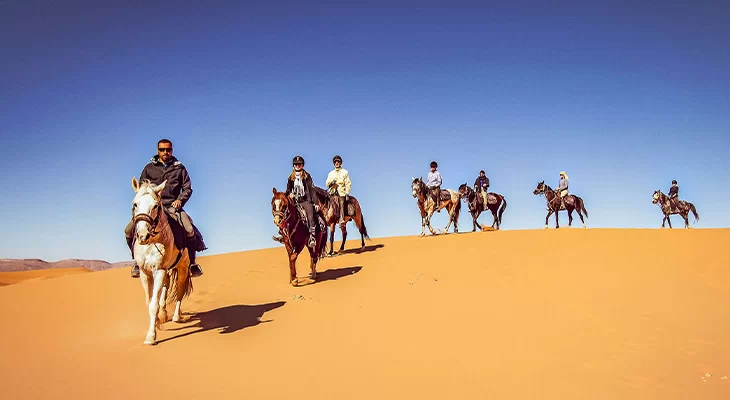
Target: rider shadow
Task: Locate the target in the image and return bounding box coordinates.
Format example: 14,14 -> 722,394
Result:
157,301 -> 286,343
337,243 -> 384,255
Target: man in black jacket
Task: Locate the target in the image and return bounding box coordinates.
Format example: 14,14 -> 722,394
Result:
124,139 -> 205,278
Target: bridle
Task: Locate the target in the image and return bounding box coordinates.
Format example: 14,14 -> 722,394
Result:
132,203 -> 162,237
536,183 -> 561,210
272,197 -> 292,228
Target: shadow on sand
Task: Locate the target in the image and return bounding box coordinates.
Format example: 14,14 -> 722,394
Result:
332,243 -> 384,256
158,301 -> 286,343
316,265 -> 362,283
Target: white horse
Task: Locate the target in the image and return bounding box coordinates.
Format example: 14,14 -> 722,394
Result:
131,177 -> 193,345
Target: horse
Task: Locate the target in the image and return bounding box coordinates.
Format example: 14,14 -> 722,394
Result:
457,184 -> 507,231
652,190 -> 699,229
271,188 -> 328,286
131,178 -> 193,345
533,180 -> 588,229
411,177 -> 462,236
312,182 -> 370,256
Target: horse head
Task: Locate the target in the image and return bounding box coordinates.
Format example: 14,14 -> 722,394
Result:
458,183 -> 473,200
533,180 -> 546,195
411,177 -> 424,198
652,190 -> 662,204
271,187 -> 291,226
131,177 -> 166,245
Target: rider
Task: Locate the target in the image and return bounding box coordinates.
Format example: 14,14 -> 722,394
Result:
473,170 -> 490,209
668,180 -> 679,210
556,171 -> 569,208
325,154 -> 352,224
285,155 -> 318,248
124,138 -> 205,278
426,161 -> 442,211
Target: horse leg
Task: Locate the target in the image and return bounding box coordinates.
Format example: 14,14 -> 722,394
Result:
555,209 -> 560,229
426,211 -> 437,235
326,224 -> 334,256
289,250 -> 300,286
140,270 -> 153,306
491,207 -> 498,229
567,208 -> 574,227
683,212 -> 690,229
339,222 -> 347,253
667,214 -> 673,229
441,204 -> 455,234
144,269 -> 166,345
545,210 -> 553,229
173,263 -> 191,323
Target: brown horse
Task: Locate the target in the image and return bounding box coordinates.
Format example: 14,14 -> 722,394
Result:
271,188 -> 328,286
533,181 -> 588,229
652,190 -> 699,229
411,177 -> 462,236
311,183 -> 370,256
457,184 -> 507,231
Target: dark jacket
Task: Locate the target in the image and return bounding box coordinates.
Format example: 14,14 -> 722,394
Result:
285,170 -> 315,203
474,176 -> 490,191
669,185 -> 679,198
139,155 -> 192,208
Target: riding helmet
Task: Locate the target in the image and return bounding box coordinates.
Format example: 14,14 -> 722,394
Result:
430,161 -> 438,168
292,155 -> 305,165
333,155 -> 342,164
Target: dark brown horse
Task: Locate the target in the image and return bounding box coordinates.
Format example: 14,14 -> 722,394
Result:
652,190 -> 699,229
312,183 -> 370,256
457,184 -> 507,231
271,188 -> 328,286
533,181 -> 588,229
411,177 -> 461,236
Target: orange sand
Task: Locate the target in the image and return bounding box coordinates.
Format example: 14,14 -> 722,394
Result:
1,228 -> 729,399
0,267 -> 90,286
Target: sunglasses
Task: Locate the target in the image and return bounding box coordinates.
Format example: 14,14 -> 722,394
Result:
158,148 -> 173,153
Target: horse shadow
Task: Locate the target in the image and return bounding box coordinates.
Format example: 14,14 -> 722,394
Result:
158,301 -> 286,343
294,265 -> 362,287
337,243 -> 384,255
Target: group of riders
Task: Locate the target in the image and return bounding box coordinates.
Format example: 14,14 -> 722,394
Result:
124,139 -> 686,278
125,139 -> 353,278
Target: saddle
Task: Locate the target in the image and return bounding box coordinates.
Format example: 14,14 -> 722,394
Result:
164,208 -> 207,252
295,204 -> 326,232
480,192 -> 498,210
438,190 -> 452,201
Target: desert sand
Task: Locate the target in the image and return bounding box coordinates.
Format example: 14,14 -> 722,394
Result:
1,228 -> 729,399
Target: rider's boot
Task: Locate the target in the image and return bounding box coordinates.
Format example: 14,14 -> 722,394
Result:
189,248 -> 203,277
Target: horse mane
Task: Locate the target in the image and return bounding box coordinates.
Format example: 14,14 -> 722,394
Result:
312,185 -> 330,204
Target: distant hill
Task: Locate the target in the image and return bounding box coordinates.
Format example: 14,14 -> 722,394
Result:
0,258 -> 133,272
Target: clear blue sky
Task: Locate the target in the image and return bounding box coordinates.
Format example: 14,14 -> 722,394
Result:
1,1 -> 729,262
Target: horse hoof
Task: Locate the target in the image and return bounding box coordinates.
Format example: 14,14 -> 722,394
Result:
144,334 -> 156,345
583,224 -> 586,228
544,225 -> 549,229
290,278 -> 299,286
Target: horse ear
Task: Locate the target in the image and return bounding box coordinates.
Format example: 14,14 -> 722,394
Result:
273,187 -> 277,195
154,180 -> 167,194
132,177 -> 140,192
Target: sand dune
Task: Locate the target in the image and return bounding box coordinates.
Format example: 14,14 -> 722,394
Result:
1,228 -> 729,399
0,267 -> 90,286
0,258 -> 133,272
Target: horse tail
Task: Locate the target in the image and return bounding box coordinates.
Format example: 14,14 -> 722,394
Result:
166,262 -> 193,307
498,196 -> 507,224
579,197 -> 588,218
690,203 -> 699,223
357,204 -> 370,241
